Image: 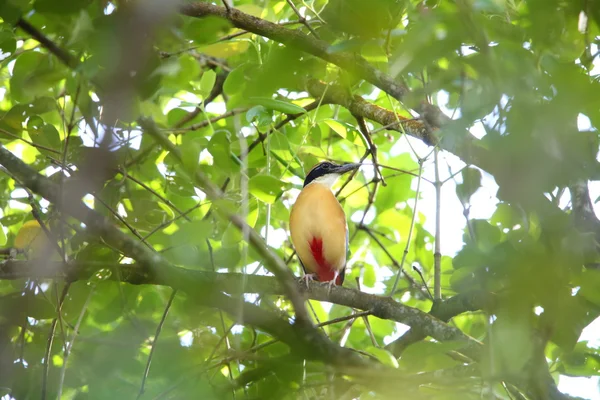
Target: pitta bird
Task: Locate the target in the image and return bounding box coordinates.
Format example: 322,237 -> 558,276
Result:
289,161 -> 361,287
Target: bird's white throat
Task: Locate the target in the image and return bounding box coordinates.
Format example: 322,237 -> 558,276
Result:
311,173 -> 341,188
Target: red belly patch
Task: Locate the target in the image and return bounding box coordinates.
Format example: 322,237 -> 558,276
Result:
309,237 -> 341,284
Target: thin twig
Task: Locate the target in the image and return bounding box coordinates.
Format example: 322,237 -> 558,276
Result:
172,109 -> 247,132
358,224 -> 424,295
434,147 -> 442,300
141,201 -> 207,241
57,284 -> 95,399
138,289 -> 178,399
118,169 -> 191,221
390,158 -> 425,296
286,0 -> 320,38
206,238 -> 238,398
221,0 -> 232,13
412,265 -> 433,300
41,283 -> 71,400
355,278 -> 378,347
93,195 -> 153,249
173,71 -> 228,128
354,117 -> 383,230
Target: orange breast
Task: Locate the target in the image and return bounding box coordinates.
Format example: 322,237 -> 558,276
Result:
289,183 -> 348,282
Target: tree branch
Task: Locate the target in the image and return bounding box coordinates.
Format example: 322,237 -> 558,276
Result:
0,259 -> 482,359
386,290 -> 495,356
180,2 -> 410,103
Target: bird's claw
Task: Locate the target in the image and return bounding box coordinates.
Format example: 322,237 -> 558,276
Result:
327,279 -> 336,294
327,271 -> 340,294
300,273 -> 316,289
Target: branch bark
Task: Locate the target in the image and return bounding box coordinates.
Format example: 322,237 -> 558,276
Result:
0,259 -> 483,358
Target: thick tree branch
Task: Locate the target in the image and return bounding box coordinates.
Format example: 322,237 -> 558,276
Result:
570,180 -> 600,236
386,291 -> 495,356
306,80 -> 434,144
0,259 -> 482,360
180,2 -> 409,103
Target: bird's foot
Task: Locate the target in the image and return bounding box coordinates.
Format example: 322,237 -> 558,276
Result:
327,280 -> 336,294
299,273 -> 316,289
326,271 -> 340,294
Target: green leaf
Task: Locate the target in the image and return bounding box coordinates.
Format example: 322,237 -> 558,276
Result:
362,42 -> 388,63
490,202 -> 521,228
469,219 -> 502,252
10,52 -> 65,102
34,0 -> 93,14
364,346 -> 398,368
29,123 -> 61,155
0,223 -> 7,246
246,105 -> 272,128
0,104 -> 28,133
249,174 -> 289,204
362,263 -> 376,287
578,270 -> 600,306
223,64 -> 250,97
181,138 -> 203,172
170,220 -> 213,247
269,131 -> 290,150
249,97 -> 306,115
0,30 -> 16,54
324,119 -> 347,139
222,222 -> 242,247
201,41 -> 251,58
208,131 -> 239,173
29,97 -> 56,114
0,0 -> 24,24
456,167 -> 482,203
199,69 -> 216,99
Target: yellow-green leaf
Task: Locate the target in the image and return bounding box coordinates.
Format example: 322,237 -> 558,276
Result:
364,346 -> 398,368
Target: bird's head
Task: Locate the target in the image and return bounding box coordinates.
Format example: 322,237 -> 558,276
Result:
303,161 -> 361,188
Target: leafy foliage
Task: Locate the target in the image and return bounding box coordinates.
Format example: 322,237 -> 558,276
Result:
0,0 -> 599,399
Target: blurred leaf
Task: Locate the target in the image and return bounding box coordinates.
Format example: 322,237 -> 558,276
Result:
201,41 -> 250,58
362,263 -> 376,287
34,0 -> 93,14
364,346 -> 398,368
249,174 -> 289,204
456,167 -> 482,203
250,97 -> 306,115
246,105 -> 272,128
0,223 -> 6,246
10,52 -> 65,102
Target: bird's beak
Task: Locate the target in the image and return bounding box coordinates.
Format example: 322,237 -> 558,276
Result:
335,163 -> 361,174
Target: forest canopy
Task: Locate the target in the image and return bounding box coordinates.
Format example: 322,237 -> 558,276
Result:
0,0 -> 599,399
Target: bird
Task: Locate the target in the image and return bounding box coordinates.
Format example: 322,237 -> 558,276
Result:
289,161 -> 361,288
